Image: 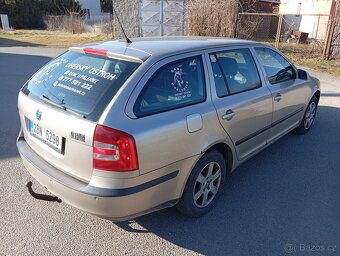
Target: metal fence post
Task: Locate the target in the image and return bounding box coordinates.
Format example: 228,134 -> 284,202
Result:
112,0 -> 116,37
138,0 -> 143,37
234,13 -> 239,38
160,0 -> 164,36
315,14 -> 321,39
275,14 -> 283,48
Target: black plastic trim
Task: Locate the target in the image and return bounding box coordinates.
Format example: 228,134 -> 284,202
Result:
17,136 -> 179,198
235,107 -> 304,146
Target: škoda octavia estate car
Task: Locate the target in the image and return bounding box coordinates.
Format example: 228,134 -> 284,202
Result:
17,37 -> 320,221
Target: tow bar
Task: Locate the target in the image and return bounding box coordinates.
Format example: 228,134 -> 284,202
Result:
26,181 -> 62,203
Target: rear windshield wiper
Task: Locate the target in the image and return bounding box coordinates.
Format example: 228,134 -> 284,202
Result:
40,95 -> 86,118
40,94 -> 64,109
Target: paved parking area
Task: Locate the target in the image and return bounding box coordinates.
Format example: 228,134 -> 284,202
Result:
0,47 -> 339,256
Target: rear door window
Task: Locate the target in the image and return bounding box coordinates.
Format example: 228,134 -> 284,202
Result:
134,56 -> 206,117
22,51 -> 140,121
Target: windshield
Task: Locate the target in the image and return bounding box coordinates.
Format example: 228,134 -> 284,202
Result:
22,51 -> 140,121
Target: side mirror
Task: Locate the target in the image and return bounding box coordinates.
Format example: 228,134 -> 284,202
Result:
297,69 -> 308,80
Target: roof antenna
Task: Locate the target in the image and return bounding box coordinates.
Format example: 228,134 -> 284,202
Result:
112,5 -> 132,44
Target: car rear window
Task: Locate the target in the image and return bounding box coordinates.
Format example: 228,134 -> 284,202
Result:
22,51 -> 140,121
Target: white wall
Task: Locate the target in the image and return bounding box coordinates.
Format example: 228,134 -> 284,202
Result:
78,0 -> 103,20
279,0 -> 332,15
279,0 -> 332,39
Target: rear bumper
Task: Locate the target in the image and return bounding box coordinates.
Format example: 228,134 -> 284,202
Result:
17,134 -> 181,221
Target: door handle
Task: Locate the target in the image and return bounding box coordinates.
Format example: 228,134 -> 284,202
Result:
222,109 -> 235,121
274,93 -> 282,102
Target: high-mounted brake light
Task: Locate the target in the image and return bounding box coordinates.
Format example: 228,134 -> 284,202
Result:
83,48 -> 108,56
93,125 -> 139,172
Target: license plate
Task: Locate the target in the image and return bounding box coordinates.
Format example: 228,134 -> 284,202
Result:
29,120 -> 63,153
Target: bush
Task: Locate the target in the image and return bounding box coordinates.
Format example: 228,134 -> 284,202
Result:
2,0 -> 44,29
45,14 -> 86,34
45,15 -> 114,36
0,0 -> 82,29
185,0 -> 238,38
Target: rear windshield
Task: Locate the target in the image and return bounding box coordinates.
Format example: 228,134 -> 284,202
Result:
22,51 -> 140,121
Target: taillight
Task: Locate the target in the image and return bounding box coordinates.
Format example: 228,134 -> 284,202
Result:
93,125 -> 139,172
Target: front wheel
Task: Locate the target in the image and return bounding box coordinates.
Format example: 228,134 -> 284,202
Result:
176,151 -> 226,218
294,95 -> 318,134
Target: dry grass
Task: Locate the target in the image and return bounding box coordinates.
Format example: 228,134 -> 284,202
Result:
45,15 -> 115,36
0,30 -> 338,76
0,30 -> 111,48
277,43 -> 340,76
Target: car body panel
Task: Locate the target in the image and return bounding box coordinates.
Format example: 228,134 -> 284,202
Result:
203,46 -> 273,160
250,46 -> 308,143
18,93 -> 96,182
121,51 -> 230,175
16,37 -> 320,221
17,132 -> 199,220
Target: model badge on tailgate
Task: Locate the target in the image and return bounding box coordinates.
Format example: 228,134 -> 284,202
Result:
71,132 -> 85,142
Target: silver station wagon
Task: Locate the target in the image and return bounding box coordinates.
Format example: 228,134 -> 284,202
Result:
17,37 -> 320,221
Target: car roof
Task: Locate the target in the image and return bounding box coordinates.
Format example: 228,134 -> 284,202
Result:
78,37 -> 262,62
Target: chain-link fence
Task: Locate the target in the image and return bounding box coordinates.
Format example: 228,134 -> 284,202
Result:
236,13 -> 278,40
234,12 -> 330,59
279,14 -> 329,60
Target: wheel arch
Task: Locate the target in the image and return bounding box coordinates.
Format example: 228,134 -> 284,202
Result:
177,141 -> 235,200
176,143 -> 232,216
314,90 -> 321,103
205,142 -> 234,174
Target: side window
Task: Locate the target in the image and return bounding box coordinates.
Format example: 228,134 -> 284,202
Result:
134,56 -> 206,117
255,47 -> 296,84
209,48 -> 262,96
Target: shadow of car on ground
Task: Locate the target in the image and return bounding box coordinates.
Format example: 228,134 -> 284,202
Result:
115,104 -> 340,255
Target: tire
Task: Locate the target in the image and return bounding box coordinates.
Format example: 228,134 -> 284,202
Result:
294,95 -> 318,134
176,151 -> 226,218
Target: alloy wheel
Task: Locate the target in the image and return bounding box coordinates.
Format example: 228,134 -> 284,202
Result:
193,162 -> 222,208
304,102 -> 316,129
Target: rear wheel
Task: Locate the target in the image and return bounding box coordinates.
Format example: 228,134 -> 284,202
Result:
294,95 -> 318,134
176,151 -> 226,217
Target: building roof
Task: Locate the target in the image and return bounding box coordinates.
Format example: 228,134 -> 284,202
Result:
260,0 -> 281,4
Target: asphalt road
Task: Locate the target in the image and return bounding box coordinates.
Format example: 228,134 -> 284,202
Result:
0,47 -> 339,256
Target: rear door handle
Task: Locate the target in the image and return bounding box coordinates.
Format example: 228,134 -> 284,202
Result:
222,109 -> 235,121
274,93 -> 282,102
